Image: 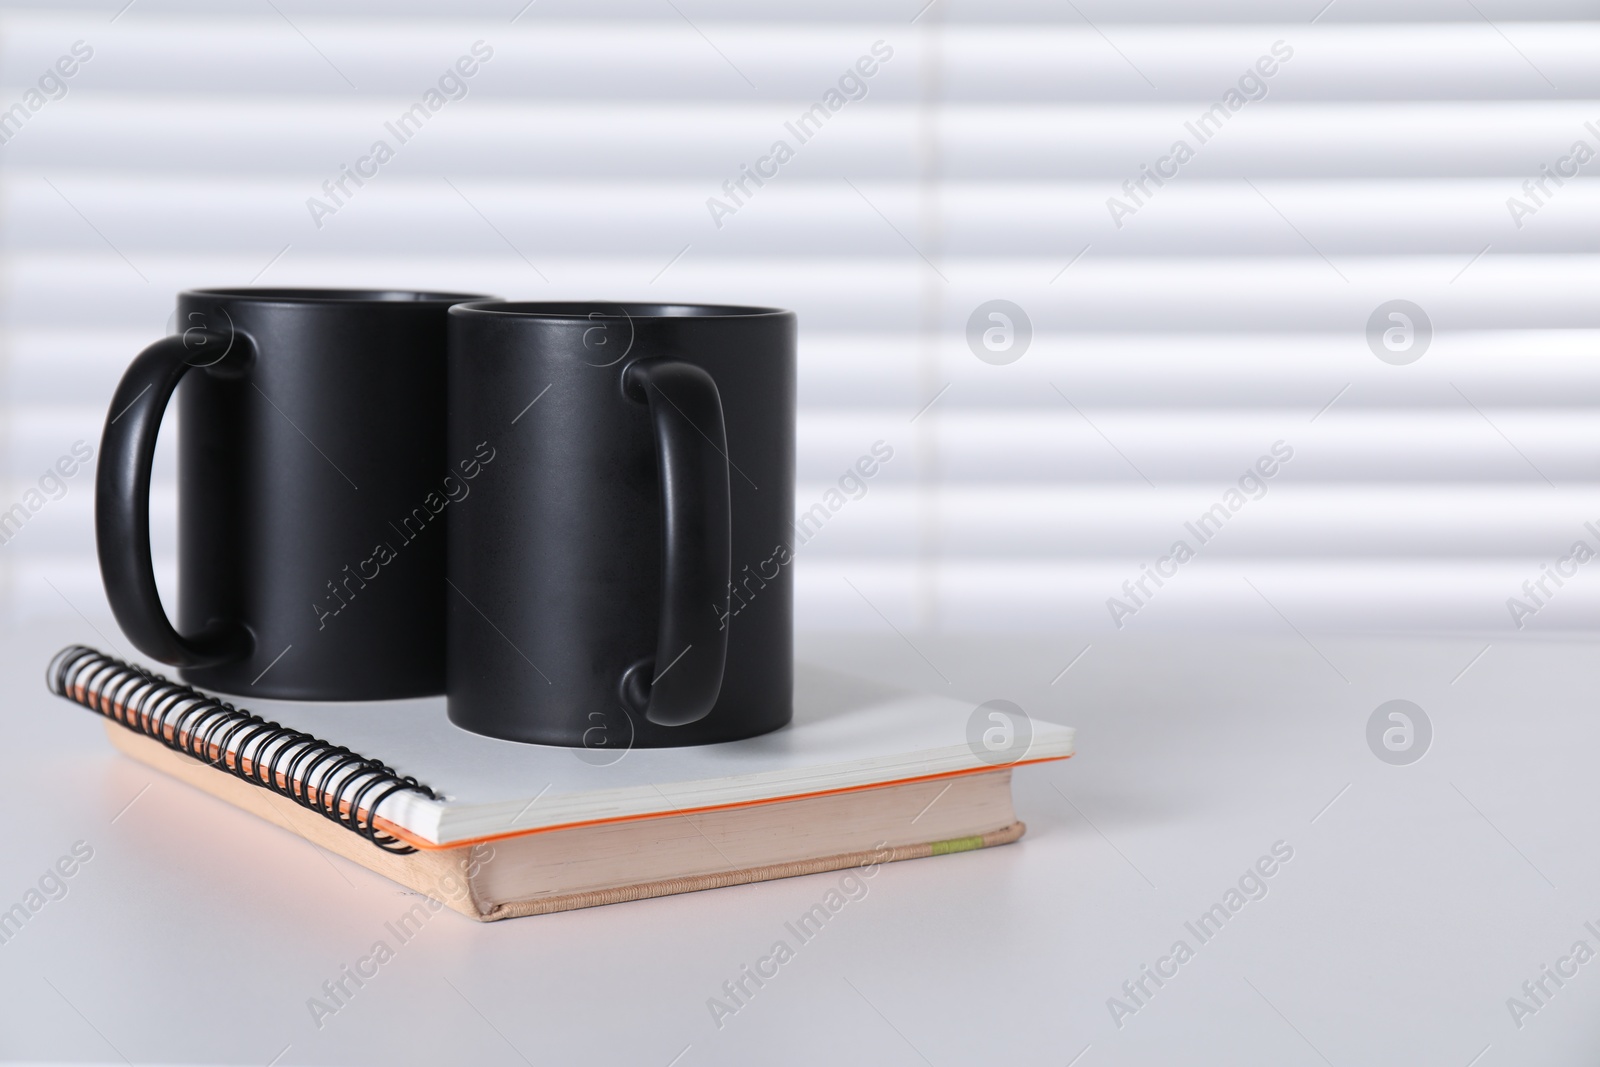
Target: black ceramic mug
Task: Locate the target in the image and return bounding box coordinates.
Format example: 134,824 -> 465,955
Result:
96,287 -> 492,700
446,302 -> 796,747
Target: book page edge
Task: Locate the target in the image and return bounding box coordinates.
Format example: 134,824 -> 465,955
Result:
476,821 -> 1027,921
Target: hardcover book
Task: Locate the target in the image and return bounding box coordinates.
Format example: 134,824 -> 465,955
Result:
48,646 -> 1074,921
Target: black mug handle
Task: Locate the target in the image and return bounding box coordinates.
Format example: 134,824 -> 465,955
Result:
620,358 -> 731,726
95,330 -> 253,668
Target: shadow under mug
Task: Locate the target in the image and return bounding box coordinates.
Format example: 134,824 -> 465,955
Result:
445,301 -> 796,748
96,287 -> 493,701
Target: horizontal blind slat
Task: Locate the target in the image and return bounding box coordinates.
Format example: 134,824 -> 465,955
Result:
3,4 -> 1591,629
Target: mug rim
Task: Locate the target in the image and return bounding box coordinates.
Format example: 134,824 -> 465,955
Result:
183,287 -> 493,305
450,301 -> 793,322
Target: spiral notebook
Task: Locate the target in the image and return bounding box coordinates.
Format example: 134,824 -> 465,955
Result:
48,647 -> 1075,921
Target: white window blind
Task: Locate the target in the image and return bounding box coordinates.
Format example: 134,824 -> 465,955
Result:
1,1 -> 1595,635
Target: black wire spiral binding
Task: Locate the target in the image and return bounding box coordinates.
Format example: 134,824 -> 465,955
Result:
47,645 -> 438,853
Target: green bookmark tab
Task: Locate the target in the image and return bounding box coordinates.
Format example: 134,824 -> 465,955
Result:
930,834 -> 986,856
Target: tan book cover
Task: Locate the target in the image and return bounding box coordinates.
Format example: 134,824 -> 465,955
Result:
51,646 -> 1074,921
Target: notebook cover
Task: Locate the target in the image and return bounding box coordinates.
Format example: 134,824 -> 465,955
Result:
107,724 -> 1027,921
53,646 -> 1074,848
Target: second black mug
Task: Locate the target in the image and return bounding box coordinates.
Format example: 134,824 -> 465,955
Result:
445,302 -> 796,748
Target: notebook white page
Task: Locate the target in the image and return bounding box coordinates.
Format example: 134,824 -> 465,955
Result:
238,664 -> 1075,846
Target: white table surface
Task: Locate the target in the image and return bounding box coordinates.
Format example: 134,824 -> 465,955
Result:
2,620 -> 1596,1065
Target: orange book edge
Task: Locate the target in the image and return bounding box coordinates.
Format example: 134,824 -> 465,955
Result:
79,683 -> 1073,852
398,753 -> 1075,852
